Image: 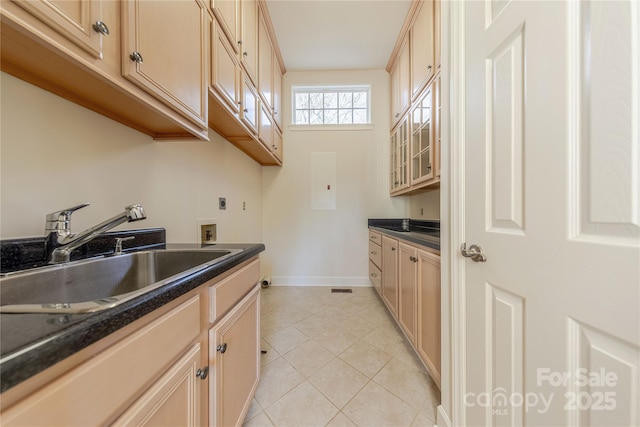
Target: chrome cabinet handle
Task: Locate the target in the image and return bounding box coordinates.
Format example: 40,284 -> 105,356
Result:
460,243 -> 487,262
196,366 -> 209,380
92,21 -> 109,35
130,51 -> 143,63
216,343 -> 228,354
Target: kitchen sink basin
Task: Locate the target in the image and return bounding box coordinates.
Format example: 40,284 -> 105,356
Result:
0,249 -> 241,314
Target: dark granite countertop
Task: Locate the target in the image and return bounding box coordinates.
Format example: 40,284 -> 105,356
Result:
368,218 -> 440,252
0,242 -> 265,393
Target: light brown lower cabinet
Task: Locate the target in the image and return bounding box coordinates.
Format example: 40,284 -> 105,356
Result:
381,236 -> 399,317
210,285 -> 260,427
368,231 -> 441,388
1,257 -> 261,427
398,242 -> 418,344
417,249 -> 441,388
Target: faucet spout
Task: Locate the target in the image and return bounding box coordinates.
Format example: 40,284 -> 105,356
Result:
46,204 -> 146,264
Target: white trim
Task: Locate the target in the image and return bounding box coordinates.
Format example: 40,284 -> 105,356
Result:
270,276 -> 373,287
437,404 -> 453,427
288,124 -> 374,132
448,0 -> 467,425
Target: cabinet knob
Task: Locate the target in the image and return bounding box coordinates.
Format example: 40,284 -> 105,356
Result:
130,51 -> 144,63
238,40 -> 243,45
92,21 -> 109,36
371,272 -> 378,278
243,51 -> 248,57
196,366 -> 209,380
428,65 -> 433,70
371,251 -> 377,255
243,108 -> 249,113
391,247 -> 396,251
216,343 -> 228,354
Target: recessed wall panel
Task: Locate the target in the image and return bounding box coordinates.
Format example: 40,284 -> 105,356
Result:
568,319 -> 640,426
485,283 -> 524,426
570,0 -> 640,245
485,27 -> 525,235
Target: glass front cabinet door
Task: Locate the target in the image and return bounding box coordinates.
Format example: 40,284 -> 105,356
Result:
411,84 -> 435,185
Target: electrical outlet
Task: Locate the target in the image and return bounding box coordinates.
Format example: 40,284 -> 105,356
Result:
219,197 -> 226,210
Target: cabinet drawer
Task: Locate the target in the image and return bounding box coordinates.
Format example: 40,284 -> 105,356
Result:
369,260 -> 382,293
369,240 -> 382,268
210,258 -> 260,324
2,296 -> 200,426
369,230 -> 382,246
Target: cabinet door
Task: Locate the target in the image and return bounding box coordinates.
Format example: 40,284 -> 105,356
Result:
273,59 -> 283,129
240,75 -> 259,133
398,35 -> 411,119
411,84 -> 435,185
391,116 -> 410,193
13,0 -> 104,58
417,249 -> 441,388
382,236 -> 399,317
272,127 -> 283,162
390,34 -> 409,127
257,10 -> 273,109
122,0 -> 208,128
411,0 -> 434,98
210,286 -> 260,427
259,102 -> 273,150
434,0 -> 441,71
398,242 -> 418,344
212,18 -> 240,114
212,0 -> 239,52
113,344 -> 203,426
240,0 -> 258,84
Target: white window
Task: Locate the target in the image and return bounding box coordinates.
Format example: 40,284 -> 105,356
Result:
292,86 -> 371,125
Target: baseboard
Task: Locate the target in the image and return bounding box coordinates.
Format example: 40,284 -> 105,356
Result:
270,276 -> 372,287
437,405 -> 452,427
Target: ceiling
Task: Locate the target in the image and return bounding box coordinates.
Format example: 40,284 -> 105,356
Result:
265,0 -> 412,71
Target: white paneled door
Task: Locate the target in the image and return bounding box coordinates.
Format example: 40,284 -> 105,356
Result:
460,1 -> 639,426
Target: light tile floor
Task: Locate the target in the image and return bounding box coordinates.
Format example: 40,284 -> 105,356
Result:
244,286 -> 440,427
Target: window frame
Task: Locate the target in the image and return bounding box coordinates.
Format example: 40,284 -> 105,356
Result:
290,85 -> 372,129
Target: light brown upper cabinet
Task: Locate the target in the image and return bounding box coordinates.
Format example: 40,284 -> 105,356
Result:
434,0 -> 441,70
258,10 -> 273,110
211,17 -> 240,115
390,33 -> 410,128
239,0 -> 258,85
212,0 -> 239,53
240,73 -> 259,133
410,0 -> 434,99
122,0 -> 208,130
207,0 -> 284,166
1,0 -> 209,139
410,84 -> 435,186
388,0 -> 440,195
12,0 -> 105,59
273,58 -> 283,130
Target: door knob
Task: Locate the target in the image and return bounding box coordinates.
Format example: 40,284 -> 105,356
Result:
460,243 -> 487,262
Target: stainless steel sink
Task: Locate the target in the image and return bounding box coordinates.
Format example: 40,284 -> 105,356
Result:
0,249 -> 241,314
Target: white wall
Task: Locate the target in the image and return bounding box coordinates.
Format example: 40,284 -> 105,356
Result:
261,69 -> 409,286
410,189 -> 441,219
0,72 -> 263,244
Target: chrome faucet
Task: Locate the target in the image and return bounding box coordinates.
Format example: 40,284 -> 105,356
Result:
45,203 -> 146,264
